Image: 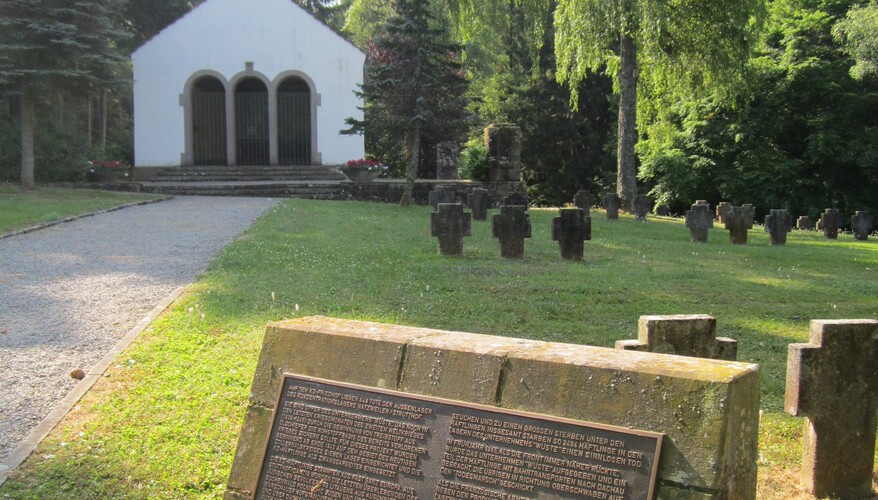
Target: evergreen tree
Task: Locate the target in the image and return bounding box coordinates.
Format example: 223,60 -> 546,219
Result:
0,0 -> 126,189
345,0 -> 469,206
295,0 -> 353,31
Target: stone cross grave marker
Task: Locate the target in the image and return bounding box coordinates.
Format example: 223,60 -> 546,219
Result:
685,200 -> 713,242
552,208 -> 591,260
467,187 -> 492,221
819,208 -> 842,239
764,209 -> 793,246
429,186 -> 457,210
616,315 -> 737,360
633,195 -> 650,222
724,204 -> 755,244
785,319 -> 878,498
797,216 -> 814,231
655,204 -> 670,216
502,191 -> 528,209
716,202 -> 733,224
573,190 -> 594,217
430,203 -> 471,256
492,205 -> 531,258
851,211 -> 873,241
603,193 -> 620,220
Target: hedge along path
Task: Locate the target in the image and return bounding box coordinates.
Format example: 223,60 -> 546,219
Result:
0,195 -> 279,481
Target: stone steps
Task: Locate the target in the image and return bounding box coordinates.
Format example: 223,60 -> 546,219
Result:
140,182 -> 348,198
151,165 -> 346,183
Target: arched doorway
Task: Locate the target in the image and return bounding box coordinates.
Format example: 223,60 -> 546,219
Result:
234,77 -> 269,165
277,77 -> 312,165
191,76 -> 227,165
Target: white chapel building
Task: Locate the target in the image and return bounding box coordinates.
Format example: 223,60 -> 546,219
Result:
132,0 -> 365,168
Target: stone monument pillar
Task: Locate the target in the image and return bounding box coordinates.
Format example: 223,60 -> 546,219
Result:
436,142 -> 461,180
484,124 -> 522,182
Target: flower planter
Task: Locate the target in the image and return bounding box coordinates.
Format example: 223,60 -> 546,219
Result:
339,167 -> 382,183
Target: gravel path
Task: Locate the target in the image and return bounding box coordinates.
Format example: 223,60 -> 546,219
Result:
0,195 -> 279,463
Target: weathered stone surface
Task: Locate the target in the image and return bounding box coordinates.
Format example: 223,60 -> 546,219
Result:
616,315 -> 737,361
797,216 -> 814,231
655,204 -> 670,216
764,209 -> 793,246
502,342 -> 760,498
430,203 -> 472,255
785,319 -> 878,499
485,124 -> 522,182
819,208 -> 842,239
436,141 -> 461,180
492,205 -> 531,258
551,208 -> 591,260
229,317 -> 761,500
851,211 -> 873,241
225,405 -> 273,498
400,333 -> 544,404
724,205 -> 755,244
633,195 -> 650,221
502,191 -> 528,208
685,200 -> 713,242
573,190 -> 594,216
467,187 -> 492,221
428,185 -> 457,209
716,202 -> 733,224
603,193 -> 621,220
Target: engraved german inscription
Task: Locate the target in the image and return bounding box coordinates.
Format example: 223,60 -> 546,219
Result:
255,375 -> 662,499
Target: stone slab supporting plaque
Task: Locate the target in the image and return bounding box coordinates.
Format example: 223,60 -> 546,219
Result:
256,375 -> 662,500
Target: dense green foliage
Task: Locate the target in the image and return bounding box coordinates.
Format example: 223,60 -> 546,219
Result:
639,0 -> 878,220
1,200 -> 875,498
343,0 -> 469,205
833,0 -> 878,79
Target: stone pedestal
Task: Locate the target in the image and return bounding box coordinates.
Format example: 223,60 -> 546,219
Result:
852,211 -> 873,241
603,193 -> 620,220
436,142 -> 461,180
467,187 -> 492,221
764,209 -> 793,246
430,203 -> 471,256
685,200 -> 713,242
492,205 -> 531,258
485,124 -> 522,182
551,208 -> 591,260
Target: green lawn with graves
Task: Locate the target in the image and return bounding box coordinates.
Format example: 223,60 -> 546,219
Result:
1,198 -> 875,498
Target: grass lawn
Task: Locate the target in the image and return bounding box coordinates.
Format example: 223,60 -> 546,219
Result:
1,199 -> 875,498
0,184 -> 163,234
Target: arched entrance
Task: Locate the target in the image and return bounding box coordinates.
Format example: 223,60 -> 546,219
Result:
191,76 -> 227,165
234,77 -> 269,165
277,77 -> 311,165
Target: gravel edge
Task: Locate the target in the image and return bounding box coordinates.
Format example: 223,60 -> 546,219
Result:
0,283 -> 189,486
0,195 -> 173,240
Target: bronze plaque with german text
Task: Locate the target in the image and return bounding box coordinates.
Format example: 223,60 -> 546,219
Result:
255,375 -> 662,499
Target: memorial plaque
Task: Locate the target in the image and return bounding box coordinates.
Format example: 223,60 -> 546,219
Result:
255,374 -> 662,499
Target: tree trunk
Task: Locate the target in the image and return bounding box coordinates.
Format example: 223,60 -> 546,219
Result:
20,88 -> 36,190
399,125 -> 422,207
616,0 -> 639,211
86,96 -> 93,150
100,89 -> 108,151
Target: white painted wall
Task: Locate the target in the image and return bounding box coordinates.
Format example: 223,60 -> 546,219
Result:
132,0 -> 365,167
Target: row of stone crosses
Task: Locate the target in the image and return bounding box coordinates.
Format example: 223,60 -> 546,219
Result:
685,200 -> 874,244
625,313 -> 878,499
429,186 -> 874,257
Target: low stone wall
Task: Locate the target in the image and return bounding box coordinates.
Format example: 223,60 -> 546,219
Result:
226,317 -> 760,499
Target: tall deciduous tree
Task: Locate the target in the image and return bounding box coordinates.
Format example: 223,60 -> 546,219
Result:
0,0 -> 126,189
344,0 -> 469,206
554,0 -> 765,209
833,1 -> 878,80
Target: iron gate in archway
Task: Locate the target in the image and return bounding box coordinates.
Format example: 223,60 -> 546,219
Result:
277,78 -> 311,165
191,77 -> 227,165
235,78 -> 270,166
